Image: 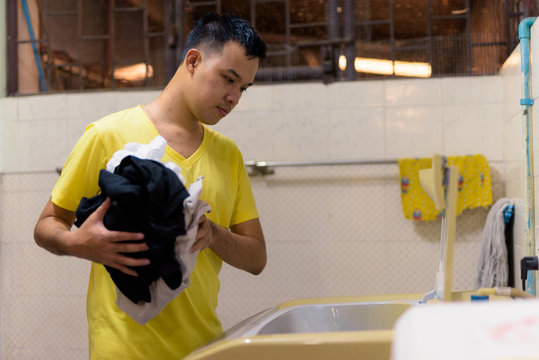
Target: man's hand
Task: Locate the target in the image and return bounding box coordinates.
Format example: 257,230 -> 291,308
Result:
34,198 -> 150,277
189,215 -> 266,275
70,198 -> 150,276
190,215 -> 214,253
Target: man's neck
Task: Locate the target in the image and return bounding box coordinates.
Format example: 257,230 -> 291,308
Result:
143,92 -> 204,159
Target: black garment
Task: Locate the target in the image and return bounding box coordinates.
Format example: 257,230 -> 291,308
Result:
74,155 -> 190,304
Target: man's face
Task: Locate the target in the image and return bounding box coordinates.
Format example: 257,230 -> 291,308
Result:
189,41 -> 260,125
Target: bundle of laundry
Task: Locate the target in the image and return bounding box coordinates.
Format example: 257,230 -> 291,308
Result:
75,155 -> 189,303
74,135 -> 210,324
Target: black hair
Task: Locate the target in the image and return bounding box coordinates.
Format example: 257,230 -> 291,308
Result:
181,13 -> 267,63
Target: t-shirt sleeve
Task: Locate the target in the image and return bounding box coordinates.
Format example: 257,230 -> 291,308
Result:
51,123 -> 109,211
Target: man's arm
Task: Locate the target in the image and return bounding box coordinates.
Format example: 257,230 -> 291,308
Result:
34,198 -> 151,276
192,217 -> 266,275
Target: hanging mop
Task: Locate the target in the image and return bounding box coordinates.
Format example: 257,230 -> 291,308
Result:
475,198 -> 514,288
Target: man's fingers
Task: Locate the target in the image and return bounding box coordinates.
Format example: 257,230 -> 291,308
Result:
191,216 -> 212,253
111,263 -> 139,277
115,254 -> 150,267
107,255 -> 151,277
116,241 -> 149,253
110,230 -> 145,242
190,239 -> 203,253
190,237 -> 209,253
93,197 -> 111,219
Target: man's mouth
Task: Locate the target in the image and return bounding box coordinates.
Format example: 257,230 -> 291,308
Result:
217,106 -> 229,116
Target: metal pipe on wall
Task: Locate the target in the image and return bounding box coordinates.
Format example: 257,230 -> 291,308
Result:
327,0 -> 340,81
518,16 -> 537,295
343,0 -> 355,80
245,159 -> 399,177
7,0 -> 18,95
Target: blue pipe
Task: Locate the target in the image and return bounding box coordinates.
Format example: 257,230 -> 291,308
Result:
519,17 -> 537,296
21,0 -> 47,91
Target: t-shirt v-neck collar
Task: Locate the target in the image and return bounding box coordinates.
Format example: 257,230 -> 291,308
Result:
138,105 -> 208,167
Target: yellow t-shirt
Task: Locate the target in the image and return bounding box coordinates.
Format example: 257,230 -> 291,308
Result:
52,106 -> 259,359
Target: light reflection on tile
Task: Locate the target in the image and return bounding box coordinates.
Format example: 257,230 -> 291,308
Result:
18,93 -> 67,120
273,110 -> 329,161
443,104 -> 503,161
272,83 -> 328,110
442,76 -> 502,105
386,106 -> 443,158
329,107 -> 385,160
385,78 -> 442,107
328,81 -> 384,108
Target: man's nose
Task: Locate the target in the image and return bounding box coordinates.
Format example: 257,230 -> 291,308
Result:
226,88 -> 241,106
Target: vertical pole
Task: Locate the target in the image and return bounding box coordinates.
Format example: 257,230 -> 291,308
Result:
328,0 -> 339,40
110,0 -> 116,88
443,166 -> 459,302
506,0 -> 511,56
285,0 -> 290,75
389,0 -> 395,76
77,0 -> 83,88
7,0 -> 18,95
343,0 -> 354,80
519,17 -> 537,296
39,0 -> 57,89
465,0 -> 471,74
175,0 -> 185,68
250,0 -> 255,27
327,0 -> 339,81
142,0 -> 149,86
164,0 -> 175,83
104,0 -> 111,87
427,0 -> 433,73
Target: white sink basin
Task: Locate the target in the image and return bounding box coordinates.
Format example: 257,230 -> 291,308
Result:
256,302 -> 413,334
186,297 -> 423,360
219,300 -> 419,339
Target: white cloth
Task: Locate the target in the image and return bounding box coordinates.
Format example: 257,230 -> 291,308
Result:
475,197 -> 513,288
106,135 -> 186,185
105,135 -> 211,324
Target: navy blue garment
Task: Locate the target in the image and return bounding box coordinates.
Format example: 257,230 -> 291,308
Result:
74,155 -> 190,304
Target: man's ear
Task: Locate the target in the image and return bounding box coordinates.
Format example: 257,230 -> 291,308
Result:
185,49 -> 201,73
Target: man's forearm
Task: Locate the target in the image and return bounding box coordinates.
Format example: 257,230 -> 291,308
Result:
34,216 -> 74,256
34,198 -> 150,276
34,199 -> 77,256
209,221 -> 266,275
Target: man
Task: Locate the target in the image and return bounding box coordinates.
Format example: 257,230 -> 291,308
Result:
33,13 -> 267,359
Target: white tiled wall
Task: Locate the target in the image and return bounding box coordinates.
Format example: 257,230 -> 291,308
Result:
0,75 -> 510,359
217,77 -> 504,163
